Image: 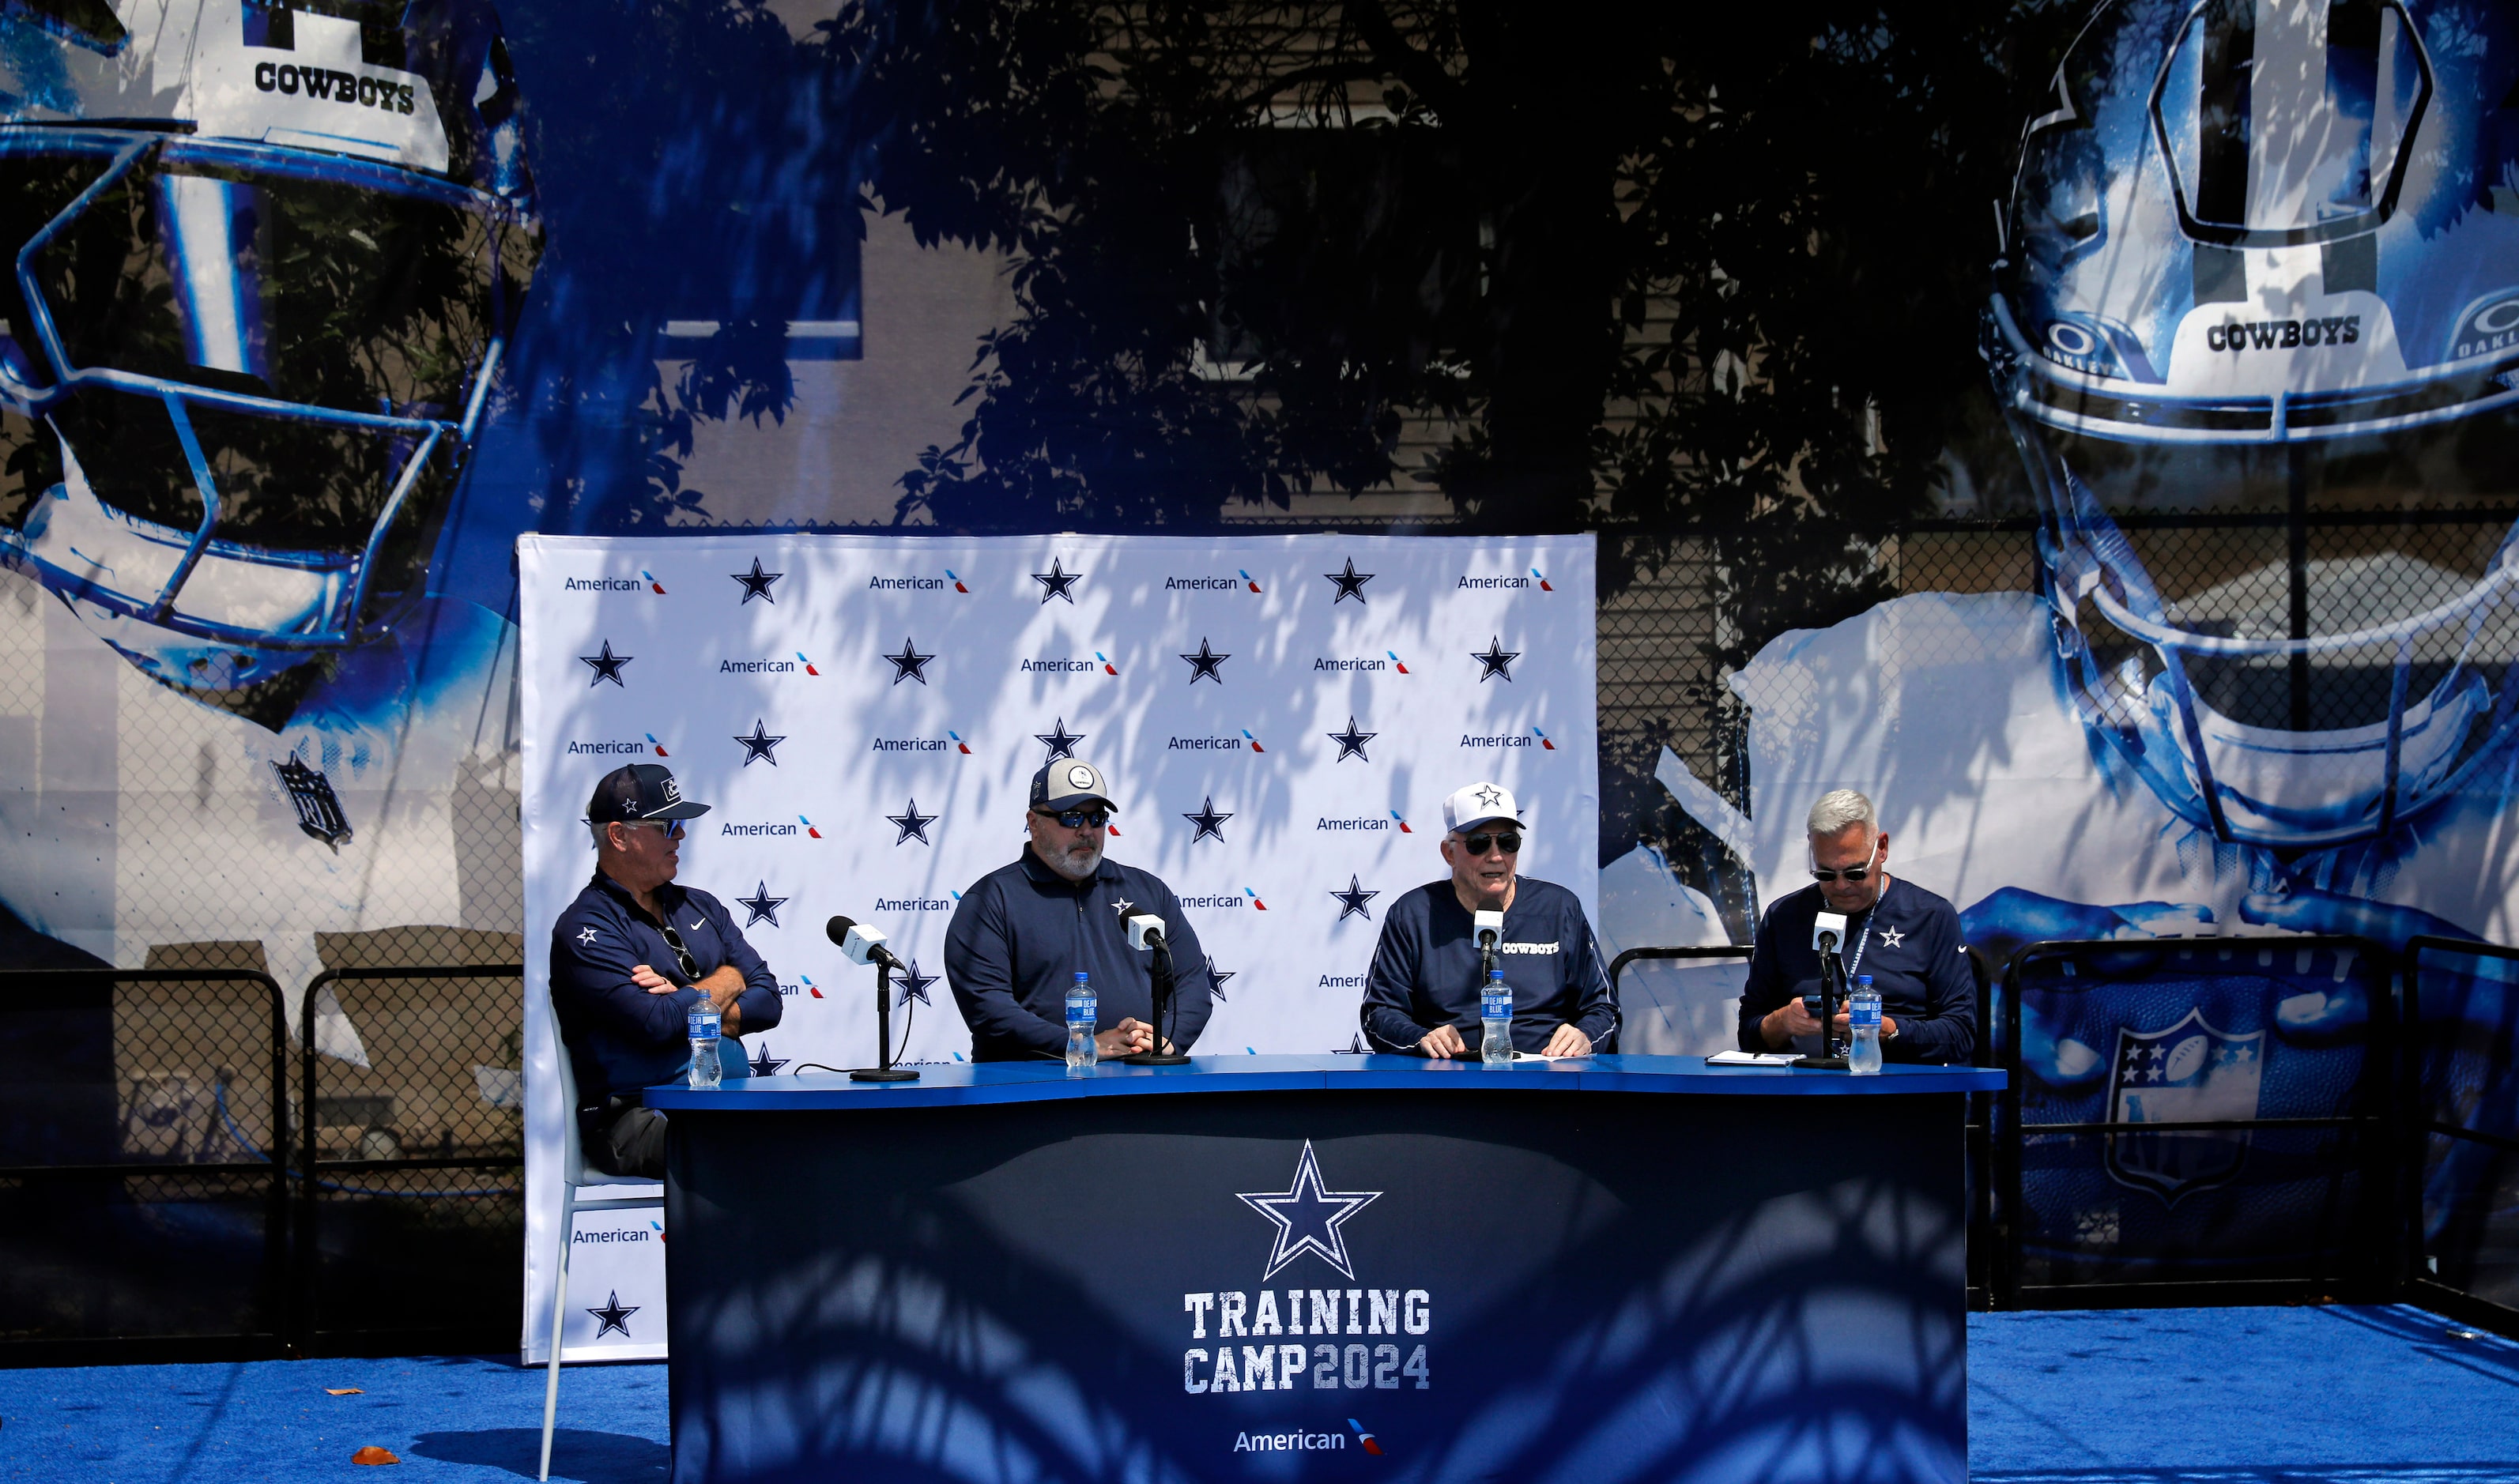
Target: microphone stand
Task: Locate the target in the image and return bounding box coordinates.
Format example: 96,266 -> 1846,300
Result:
1793,933 -> 1850,1071
1123,938 -> 1192,1065
850,962 -> 918,1082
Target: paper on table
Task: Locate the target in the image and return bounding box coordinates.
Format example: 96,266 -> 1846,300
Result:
1510,1050 -> 1586,1062
1705,1049 -> 1797,1067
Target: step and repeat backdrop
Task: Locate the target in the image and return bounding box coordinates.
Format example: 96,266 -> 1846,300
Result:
516,533 -> 1597,1359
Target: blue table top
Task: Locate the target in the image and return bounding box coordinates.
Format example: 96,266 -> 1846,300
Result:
645,1053 -> 2006,1111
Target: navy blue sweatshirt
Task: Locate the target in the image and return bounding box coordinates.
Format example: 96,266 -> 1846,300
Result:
1737,876 -> 1975,1064
944,849 -> 1214,1061
1360,877 -> 1617,1054
549,870 -> 782,1102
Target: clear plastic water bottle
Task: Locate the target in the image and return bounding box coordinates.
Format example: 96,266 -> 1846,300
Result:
687,1004 -> 723,1090
1848,976 -> 1883,1075
1480,970 -> 1514,1066
1065,972 -> 1098,1072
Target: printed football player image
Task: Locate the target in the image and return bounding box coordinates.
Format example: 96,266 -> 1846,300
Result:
0,0 -> 537,1004
1688,0 -> 2517,1281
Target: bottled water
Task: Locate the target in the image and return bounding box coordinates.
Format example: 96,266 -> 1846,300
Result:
687,1004 -> 723,1090
1848,977 -> 1883,1075
1065,972 -> 1098,1072
1480,970 -> 1514,1066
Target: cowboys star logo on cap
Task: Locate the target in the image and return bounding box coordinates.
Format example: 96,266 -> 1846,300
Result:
1442,782 -> 1521,834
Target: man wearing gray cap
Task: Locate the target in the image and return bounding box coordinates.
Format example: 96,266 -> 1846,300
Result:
1360,782 -> 1616,1058
550,763 -> 782,1177
944,758 -> 1215,1061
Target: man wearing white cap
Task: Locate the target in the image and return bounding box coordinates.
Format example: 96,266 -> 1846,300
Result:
1359,782 -> 1616,1058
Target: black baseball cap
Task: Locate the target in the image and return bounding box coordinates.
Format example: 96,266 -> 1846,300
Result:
587,763 -> 711,823
1031,758 -> 1117,813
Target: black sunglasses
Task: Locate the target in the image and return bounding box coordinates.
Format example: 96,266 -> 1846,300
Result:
658,921 -> 700,981
1462,831 -> 1522,856
1035,807 -> 1111,829
1810,839 -> 1883,883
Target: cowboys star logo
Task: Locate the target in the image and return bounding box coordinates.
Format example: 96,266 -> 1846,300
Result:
1878,925 -> 1905,949
1323,558 -> 1374,605
1033,558 -> 1083,603
1182,796 -> 1233,843
580,640 -> 632,687
733,719 -> 786,766
736,881 -> 788,928
1470,637 -> 1519,683
885,638 -> 935,684
896,959 -> 937,1007
1035,718 -> 1087,761
1179,638 -> 1230,684
1326,716 -> 1377,763
585,1290 -> 639,1339
730,558 -> 782,605
888,799 -> 938,846
1331,876 -> 1379,921
1238,1140 -> 1382,1280
747,1041 -> 789,1076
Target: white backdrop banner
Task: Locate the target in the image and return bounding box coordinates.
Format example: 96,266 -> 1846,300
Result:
515,532 -> 1598,1361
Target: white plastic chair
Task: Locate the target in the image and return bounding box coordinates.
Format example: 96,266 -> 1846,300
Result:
539,1046 -> 664,1482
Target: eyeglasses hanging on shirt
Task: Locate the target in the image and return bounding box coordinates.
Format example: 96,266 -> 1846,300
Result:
658,921 -> 700,982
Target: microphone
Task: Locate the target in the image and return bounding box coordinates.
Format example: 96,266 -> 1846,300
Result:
825,917 -> 919,1083
1122,915 -> 1190,1065
1473,910 -> 1503,950
825,915 -> 906,973
1811,910 -> 1847,954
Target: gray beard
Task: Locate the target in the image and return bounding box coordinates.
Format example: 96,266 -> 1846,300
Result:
1038,839 -> 1102,882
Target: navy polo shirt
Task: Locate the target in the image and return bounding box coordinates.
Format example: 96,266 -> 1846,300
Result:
1737,876 -> 1976,1064
1359,877 -> 1617,1055
549,870 -> 782,1103
943,849 -> 1214,1062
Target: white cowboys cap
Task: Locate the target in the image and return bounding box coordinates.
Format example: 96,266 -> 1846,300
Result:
1442,782 -> 1520,834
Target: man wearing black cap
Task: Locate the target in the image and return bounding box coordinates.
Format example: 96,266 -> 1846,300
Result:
550,763 -> 782,1177
943,758 -> 1215,1061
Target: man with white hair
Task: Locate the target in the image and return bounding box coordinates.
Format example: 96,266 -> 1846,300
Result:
1736,789 -> 1974,1064
1359,782 -> 1616,1057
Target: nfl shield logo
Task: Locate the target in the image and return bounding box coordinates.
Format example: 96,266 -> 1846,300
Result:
2104,1008 -> 2264,1205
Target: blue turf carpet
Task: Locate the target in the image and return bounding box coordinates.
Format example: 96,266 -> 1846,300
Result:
0,1305 -> 2506,1482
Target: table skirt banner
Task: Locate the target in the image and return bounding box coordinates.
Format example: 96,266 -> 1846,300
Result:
664,1086 -> 1970,1484
515,533 -> 1599,1361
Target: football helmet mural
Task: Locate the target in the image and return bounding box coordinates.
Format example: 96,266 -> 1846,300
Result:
1989,0 -> 2519,854
0,0 -> 537,726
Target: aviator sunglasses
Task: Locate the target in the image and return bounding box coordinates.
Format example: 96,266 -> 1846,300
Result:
1461,831 -> 1521,856
1809,838 -> 1883,883
657,921 -> 701,982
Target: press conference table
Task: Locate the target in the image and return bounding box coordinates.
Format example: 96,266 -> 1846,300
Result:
647,1053 -> 2006,1484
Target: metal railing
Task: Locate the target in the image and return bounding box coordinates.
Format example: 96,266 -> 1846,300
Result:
2401,936 -> 2519,1335
296,965 -> 525,1355
0,968 -> 291,1361
0,963 -> 523,1362
1993,936 -> 2397,1311
2,939 -> 2515,1355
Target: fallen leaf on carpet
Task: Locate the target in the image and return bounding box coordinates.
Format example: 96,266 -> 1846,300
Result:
326,1388 -> 365,1395
352,1444 -> 399,1464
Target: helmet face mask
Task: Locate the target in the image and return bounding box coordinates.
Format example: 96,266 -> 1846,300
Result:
0,0 -> 537,727
1995,0 -> 2519,853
